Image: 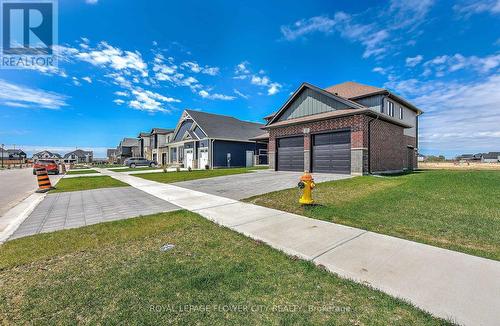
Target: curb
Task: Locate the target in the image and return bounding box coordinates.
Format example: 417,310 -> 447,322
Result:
0,176 -> 61,244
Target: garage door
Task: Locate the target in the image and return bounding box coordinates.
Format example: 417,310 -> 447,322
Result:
312,131 -> 351,174
277,136 -> 304,171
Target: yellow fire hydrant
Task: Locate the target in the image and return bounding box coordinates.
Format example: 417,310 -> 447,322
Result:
298,172 -> 315,205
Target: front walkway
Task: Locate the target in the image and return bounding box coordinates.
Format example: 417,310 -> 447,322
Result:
10,187 -> 179,240
98,168 -> 500,326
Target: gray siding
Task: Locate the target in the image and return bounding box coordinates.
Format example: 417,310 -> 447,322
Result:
382,98 -> 417,137
278,88 -> 351,121
354,94 -> 383,111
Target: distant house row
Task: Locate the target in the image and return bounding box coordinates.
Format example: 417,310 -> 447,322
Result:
108,109 -> 267,169
32,149 -> 94,163
456,152 -> 500,163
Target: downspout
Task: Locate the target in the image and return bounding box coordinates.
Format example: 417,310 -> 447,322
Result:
210,139 -> 215,169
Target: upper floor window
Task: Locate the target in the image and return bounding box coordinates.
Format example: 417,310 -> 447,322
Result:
388,101 -> 395,117
399,106 -> 404,119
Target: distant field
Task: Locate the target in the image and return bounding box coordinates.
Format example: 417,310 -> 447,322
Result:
419,162 -> 500,170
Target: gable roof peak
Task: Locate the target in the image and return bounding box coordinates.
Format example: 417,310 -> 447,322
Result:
324,81 -> 386,99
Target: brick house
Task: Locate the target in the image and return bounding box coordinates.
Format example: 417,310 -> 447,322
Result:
262,81 -> 422,175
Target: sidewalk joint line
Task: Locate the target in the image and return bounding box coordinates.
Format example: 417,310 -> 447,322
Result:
311,230 -> 369,261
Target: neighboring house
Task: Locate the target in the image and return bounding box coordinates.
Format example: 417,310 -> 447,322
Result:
107,149 -> 117,163
137,132 -> 153,160
116,138 -> 140,163
6,149 -> 27,160
63,149 -> 93,163
32,150 -> 62,161
167,109 -> 267,169
482,152 -> 500,163
150,128 -> 174,165
262,81 -> 423,175
417,154 -> 426,162
0,146 -> 8,159
456,154 -> 476,161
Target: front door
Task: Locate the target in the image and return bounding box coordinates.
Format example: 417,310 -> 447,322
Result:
185,148 -> 193,169
246,150 -> 254,167
198,148 -> 208,169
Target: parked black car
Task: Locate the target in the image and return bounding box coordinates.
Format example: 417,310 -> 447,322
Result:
123,157 -> 157,168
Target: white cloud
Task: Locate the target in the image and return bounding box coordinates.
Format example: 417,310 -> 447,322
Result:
82,76 -> 92,83
389,0 -> 435,29
454,0 -> 500,17
72,77 -> 81,86
250,75 -> 282,95
234,62 -> 282,96
127,88 -> 180,112
113,99 -> 125,105
233,89 -> 249,99
385,75 -> 500,152
267,83 -> 281,95
181,61 -> 219,75
372,67 -> 386,74
198,90 -> 235,100
280,1 -> 434,59
422,53 -> 500,76
114,91 -> 129,97
250,75 -> 270,86
280,16 -> 338,41
280,13 -> 389,59
235,61 -> 250,74
406,55 -> 423,67
76,42 -> 148,77
85,0 -> 98,4
0,79 -> 68,109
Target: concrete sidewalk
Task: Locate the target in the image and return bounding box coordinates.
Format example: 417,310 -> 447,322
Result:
10,187 -> 179,240
98,168 -> 500,326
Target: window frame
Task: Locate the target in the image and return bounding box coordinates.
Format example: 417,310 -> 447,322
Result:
399,106 -> 404,120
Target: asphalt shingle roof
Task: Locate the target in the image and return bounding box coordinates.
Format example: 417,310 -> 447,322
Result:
185,110 -> 264,141
64,149 -> 92,158
324,81 -> 385,99
483,152 -> 500,159
121,138 -> 140,147
151,128 -> 174,134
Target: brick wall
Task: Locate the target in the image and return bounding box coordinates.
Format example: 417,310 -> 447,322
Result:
404,135 -> 417,169
268,115 -> 368,147
268,113 -> 409,173
369,119 -> 405,172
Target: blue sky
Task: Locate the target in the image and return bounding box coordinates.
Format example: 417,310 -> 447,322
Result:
1,0 -> 499,158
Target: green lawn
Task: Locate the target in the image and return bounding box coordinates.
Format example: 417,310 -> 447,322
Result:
109,167 -> 161,172
245,170 -> 500,261
0,211 -> 448,325
50,176 -> 128,193
66,169 -> 99,175
136,167 -> 267,183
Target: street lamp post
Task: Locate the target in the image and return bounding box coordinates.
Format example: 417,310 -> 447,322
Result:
1,144 -> 4,169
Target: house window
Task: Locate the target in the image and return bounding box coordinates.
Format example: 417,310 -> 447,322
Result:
387,101 -> 395,117
399,106 -> 404,119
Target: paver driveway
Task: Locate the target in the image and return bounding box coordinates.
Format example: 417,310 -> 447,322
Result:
10,187 -> 179,240
172,170 -> 352,200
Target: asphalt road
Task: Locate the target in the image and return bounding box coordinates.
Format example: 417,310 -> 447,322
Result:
0,168 -> 61,220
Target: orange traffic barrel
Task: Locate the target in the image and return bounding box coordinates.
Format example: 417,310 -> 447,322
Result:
35,167 -> 55,193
